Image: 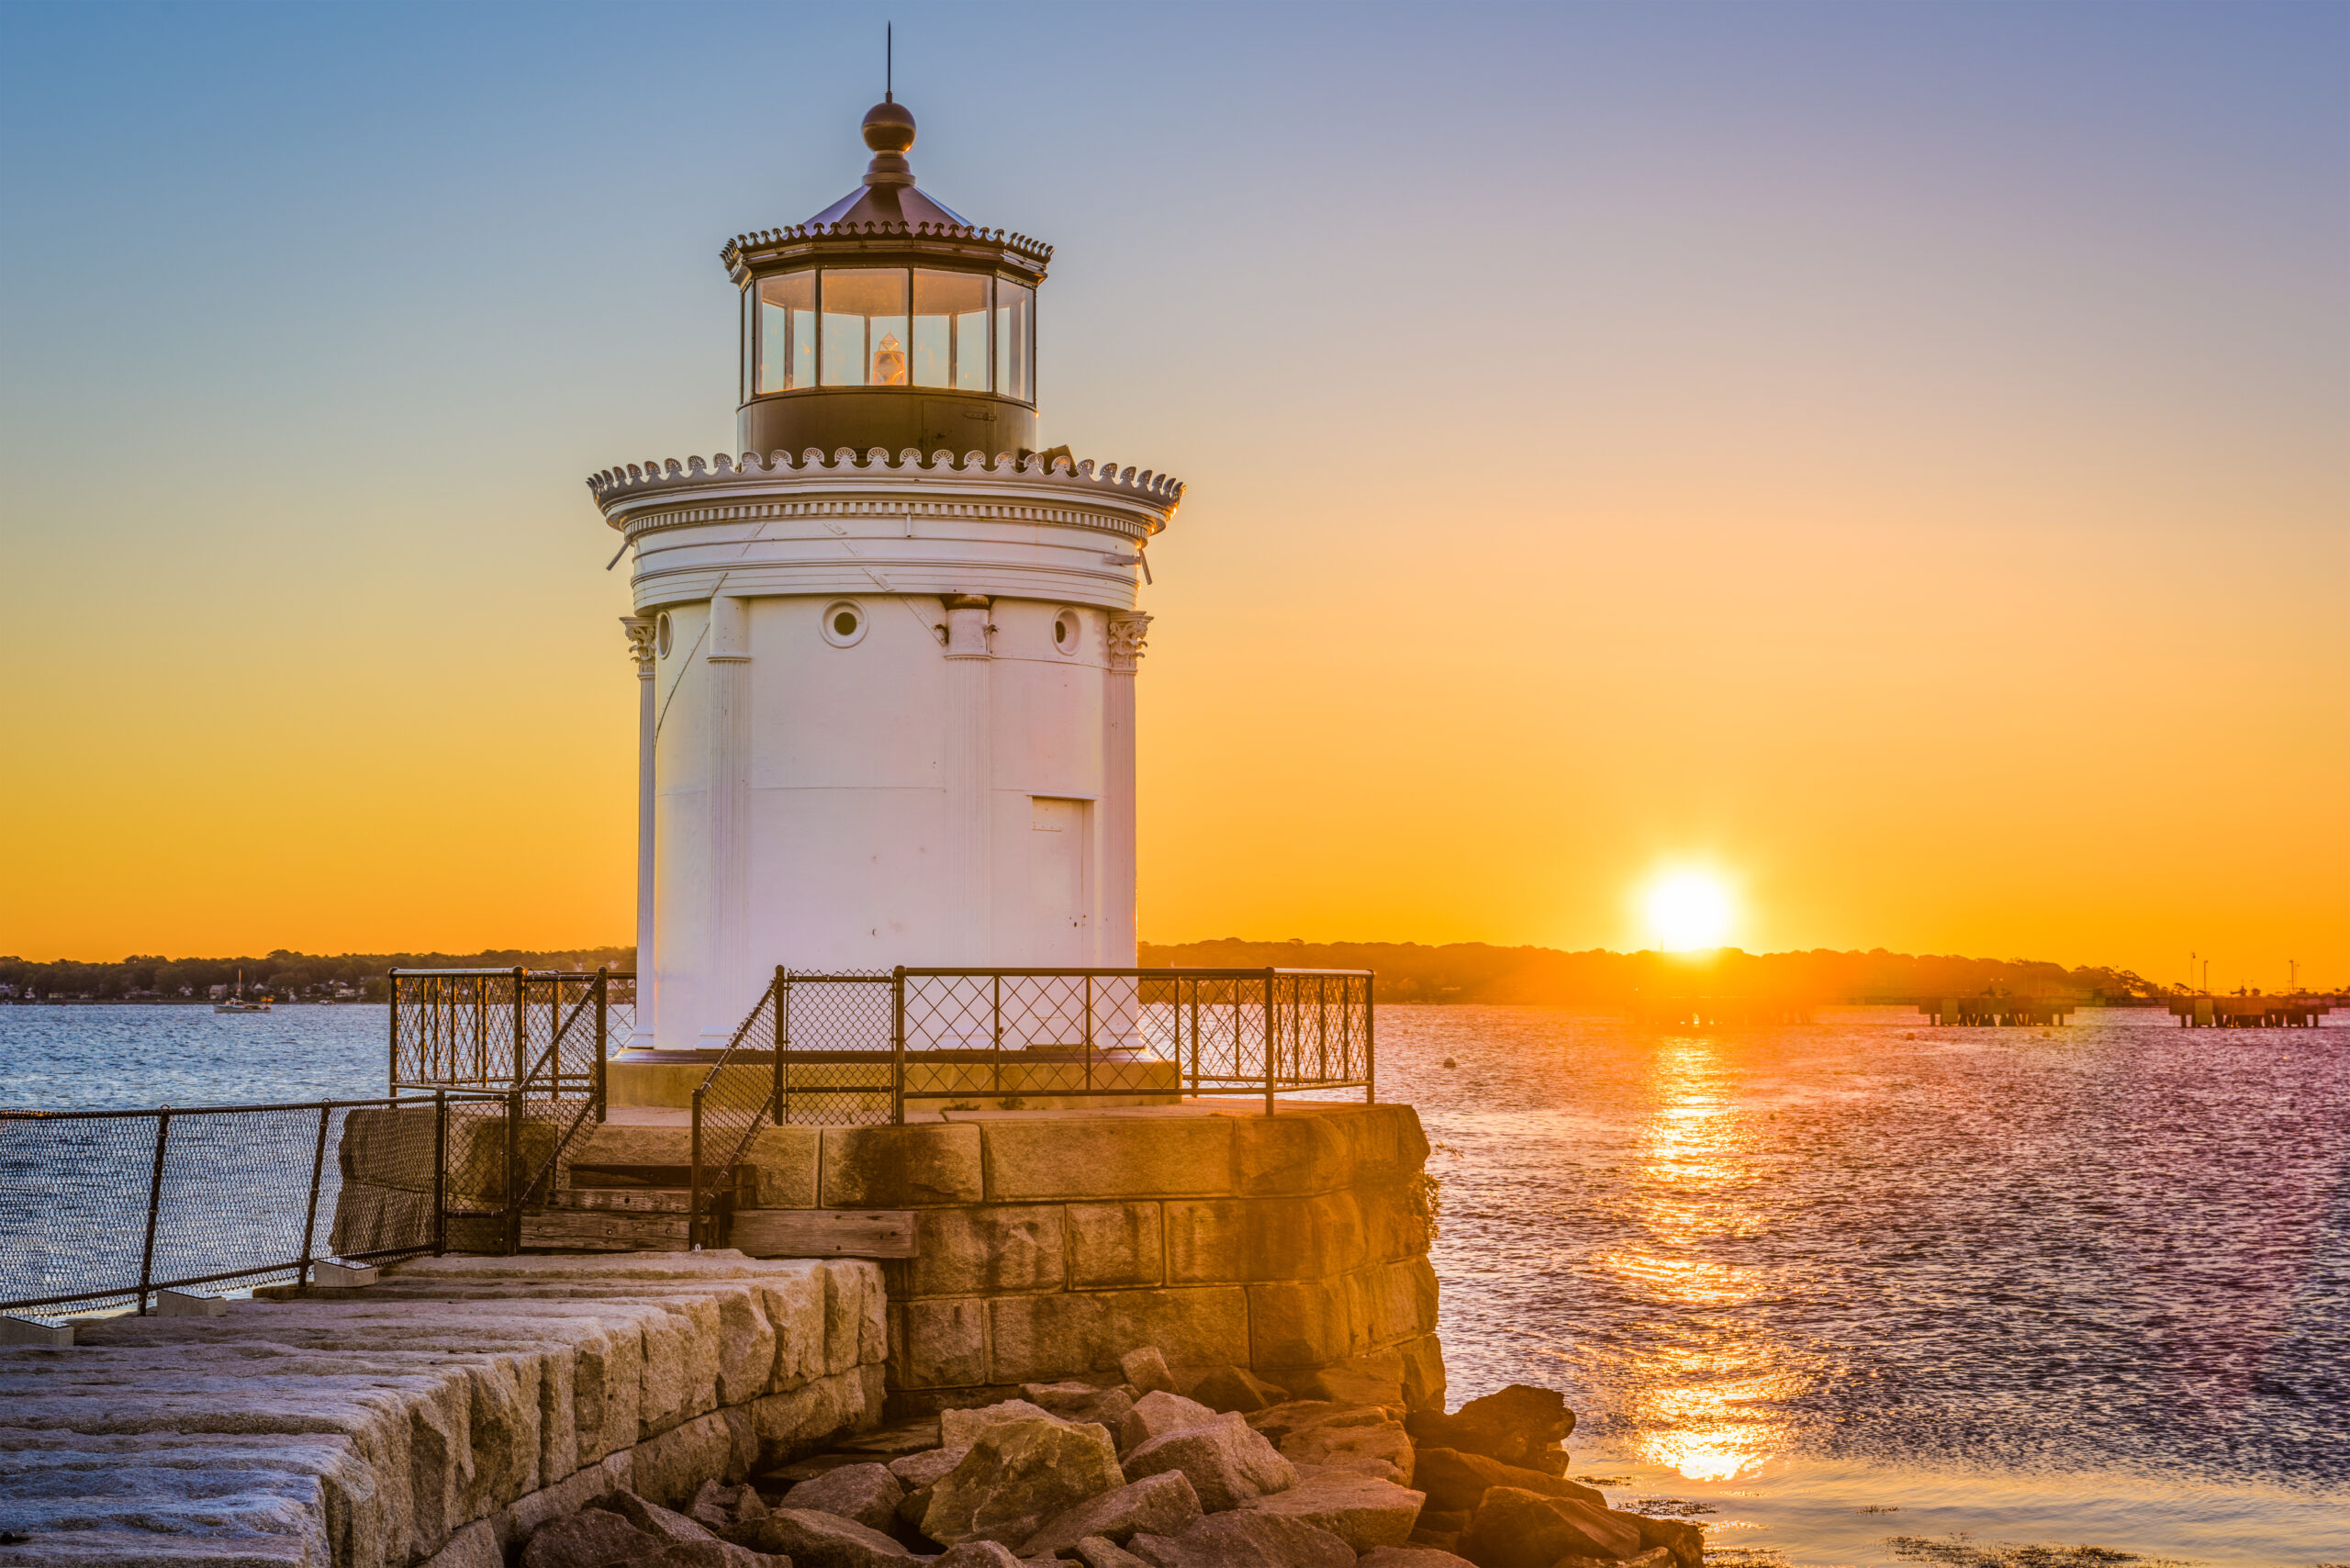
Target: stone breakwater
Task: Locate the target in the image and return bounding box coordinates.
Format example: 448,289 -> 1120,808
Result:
491,1343 -> 1704,1567
0,1253 -> 888,1568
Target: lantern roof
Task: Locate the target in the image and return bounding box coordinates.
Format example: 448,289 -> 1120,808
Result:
722,100 -> 1051,285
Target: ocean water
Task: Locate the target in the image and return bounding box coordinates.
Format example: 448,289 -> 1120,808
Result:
4,1001 -> 2345,1564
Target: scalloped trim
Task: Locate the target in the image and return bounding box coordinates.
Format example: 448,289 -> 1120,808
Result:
586,448 -> 1183,505
723,219 -> 1053,267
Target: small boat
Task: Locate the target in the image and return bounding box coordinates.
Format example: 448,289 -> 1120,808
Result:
215,969 -> 272,1014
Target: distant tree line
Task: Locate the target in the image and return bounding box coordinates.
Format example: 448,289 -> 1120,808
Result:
0,948 -> 635,1003
1,939 -> 2187,1007
1136,939 -> 2167,1004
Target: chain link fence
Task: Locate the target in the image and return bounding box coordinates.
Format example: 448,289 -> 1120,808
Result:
0,1093 -> 505,1322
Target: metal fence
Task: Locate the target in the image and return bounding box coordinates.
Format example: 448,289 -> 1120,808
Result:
687,967 -> 1373,1244
389,969 -> 633,1105
0,1093 -> 505,1321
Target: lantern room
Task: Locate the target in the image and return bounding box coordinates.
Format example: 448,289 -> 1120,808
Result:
727,99 -> 1047,461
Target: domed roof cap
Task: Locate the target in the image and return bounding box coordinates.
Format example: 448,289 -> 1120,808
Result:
803,98 -> 970,229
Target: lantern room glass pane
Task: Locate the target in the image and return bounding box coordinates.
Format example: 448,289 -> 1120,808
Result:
822,268 -> 911,386
996,281 -> 1034,403
755,273 -> 815,394
912,270 -> 991,391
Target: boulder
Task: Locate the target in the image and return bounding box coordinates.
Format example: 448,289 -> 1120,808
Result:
1405,1385 -> 1572,1474
1024,1380 -> 1138,1431
1360,1551 -> 1480,1568
1127,1511 -> 1355,1568
691,1480 -> 771,1538
1075,1538 -> 1154,1568
889,1444 -> 969,1490
740,1506 -> 921,1567
923,1416 -> 1126,1547
593,1493 -> 775,1568
1633,1516 -> 1705,1568
1552,1551 -> 1674,1568
1294,1351 -> 1406,1412
1119,1390 -> 1219,1452
1018,1472 -> 1203,1557
1410,1449 -> 1604,1516
1185,1365 -> 1289,1415
1237,1469 -> 1425,1550
942,1398 -> 1062,1448
783,1462 -> 906,1534
1120,1411 -> 1297,1513
933,1545 -> 1026,1568
1399,1336 -> 1449,1415
1457,1486 -> 1641,1568
521,1510 -> 668,1568
1120,1348 -> 1176,1396
1248,1403 -> 1414,1484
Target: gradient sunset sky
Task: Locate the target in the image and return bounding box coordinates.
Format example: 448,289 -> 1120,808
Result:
3,2 -> 2344,987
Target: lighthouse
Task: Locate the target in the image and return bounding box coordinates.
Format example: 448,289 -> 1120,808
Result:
591,99 -> 1183,1049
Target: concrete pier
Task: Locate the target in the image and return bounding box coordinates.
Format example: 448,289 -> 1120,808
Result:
2165,994 -> 2340,1028
0,1252 -> 887,1567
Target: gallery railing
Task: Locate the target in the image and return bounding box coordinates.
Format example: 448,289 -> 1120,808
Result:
0,1092 -> 508,1323
687,967 -> 1374,1245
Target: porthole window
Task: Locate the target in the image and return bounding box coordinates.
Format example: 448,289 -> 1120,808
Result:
821,600 -> 867,647
1052,609 -> 1081,656
655,612 -> 673,658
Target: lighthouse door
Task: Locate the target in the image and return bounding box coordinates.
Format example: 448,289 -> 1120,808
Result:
1029,797 -> 1089,966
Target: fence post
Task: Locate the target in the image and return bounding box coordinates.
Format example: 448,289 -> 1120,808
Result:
1083,973 -> 1094,1093
136,1109 -> 173,1315
1263,970 -> 1278,1117
1187,978 -> 1199,1096
772,967 -> 787,1123
298,1103 -> 331,1284
1365,972 -> 1377,1104
432,1091 -> 447,1256
689,1086 -> 704,1250
891,967 -> 908,1126
991,972 -> 1002,1101
504,1089 -> 523,1255
594,969 -> 609,1123
511,968 -> 527,1091
386,970 -> 400,1095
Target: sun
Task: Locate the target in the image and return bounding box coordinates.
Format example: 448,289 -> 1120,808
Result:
1642,871 -> 1735,951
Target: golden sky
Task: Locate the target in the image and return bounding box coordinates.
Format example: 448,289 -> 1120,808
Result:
4,5 -> 2344,988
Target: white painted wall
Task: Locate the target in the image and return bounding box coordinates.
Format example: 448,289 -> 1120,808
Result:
603,454 -> 1173,1047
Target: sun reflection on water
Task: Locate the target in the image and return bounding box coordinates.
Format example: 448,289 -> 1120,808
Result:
1614,1035 -> 1802,1482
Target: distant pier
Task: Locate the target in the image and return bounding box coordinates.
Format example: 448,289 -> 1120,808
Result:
2165,995 -> 2340,1028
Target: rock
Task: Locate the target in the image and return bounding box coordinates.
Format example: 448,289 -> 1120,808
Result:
1406,1385 -> 1573,1474
1185,1365 -> 1289,1415
923,1416 -> 1126,1547
1024,1381 -> 1138,1431
1126,1511 -> 1355,1568
1552,1551 -> 1675,1568
1120,1348 -> 1175,1396
1409,1449 -> 1605,1516
1398,1336 -> 1449,1415
593,1493 -> 777,1568
942,1398 -> 1062,1448
692,1480 -> 771,1538
1074,1537 -> 1155,1568
1018,1472 -> 1203,1556
741,1506 -> 920,1567
521,1510 -> 667,1568
1237,1468 -> 1424,1550
933,1545 -> 1027,1568
1411,1507 -> 1471,1539
888,1445 -> 969,1490
1360,1550 -> 1479,1568
1294,1352 -> 1406,1412
781,1461 -> 905,1534
1633,1515 -> 1705,1568
1249,1403 -> 1414,1484
1120,1411 -> 1296,1513
1457,1486 -> 1642,1568
1119,1390 -> 1220,1452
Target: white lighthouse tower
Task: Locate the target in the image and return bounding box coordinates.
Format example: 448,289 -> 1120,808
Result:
593,98 -> 1182,1049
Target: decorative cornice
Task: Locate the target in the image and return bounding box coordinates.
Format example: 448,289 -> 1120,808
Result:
620,615 -> 656,675
1107,612 -> 1151,673
722,219 -> 1053,272
588,448 -> 1181,509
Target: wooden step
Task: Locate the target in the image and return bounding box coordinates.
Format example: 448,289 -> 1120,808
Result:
521,1206 -> 691,1251
548,1187 -> 694,1214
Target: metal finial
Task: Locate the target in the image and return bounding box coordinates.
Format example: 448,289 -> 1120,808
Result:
886,23 -> 893,103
